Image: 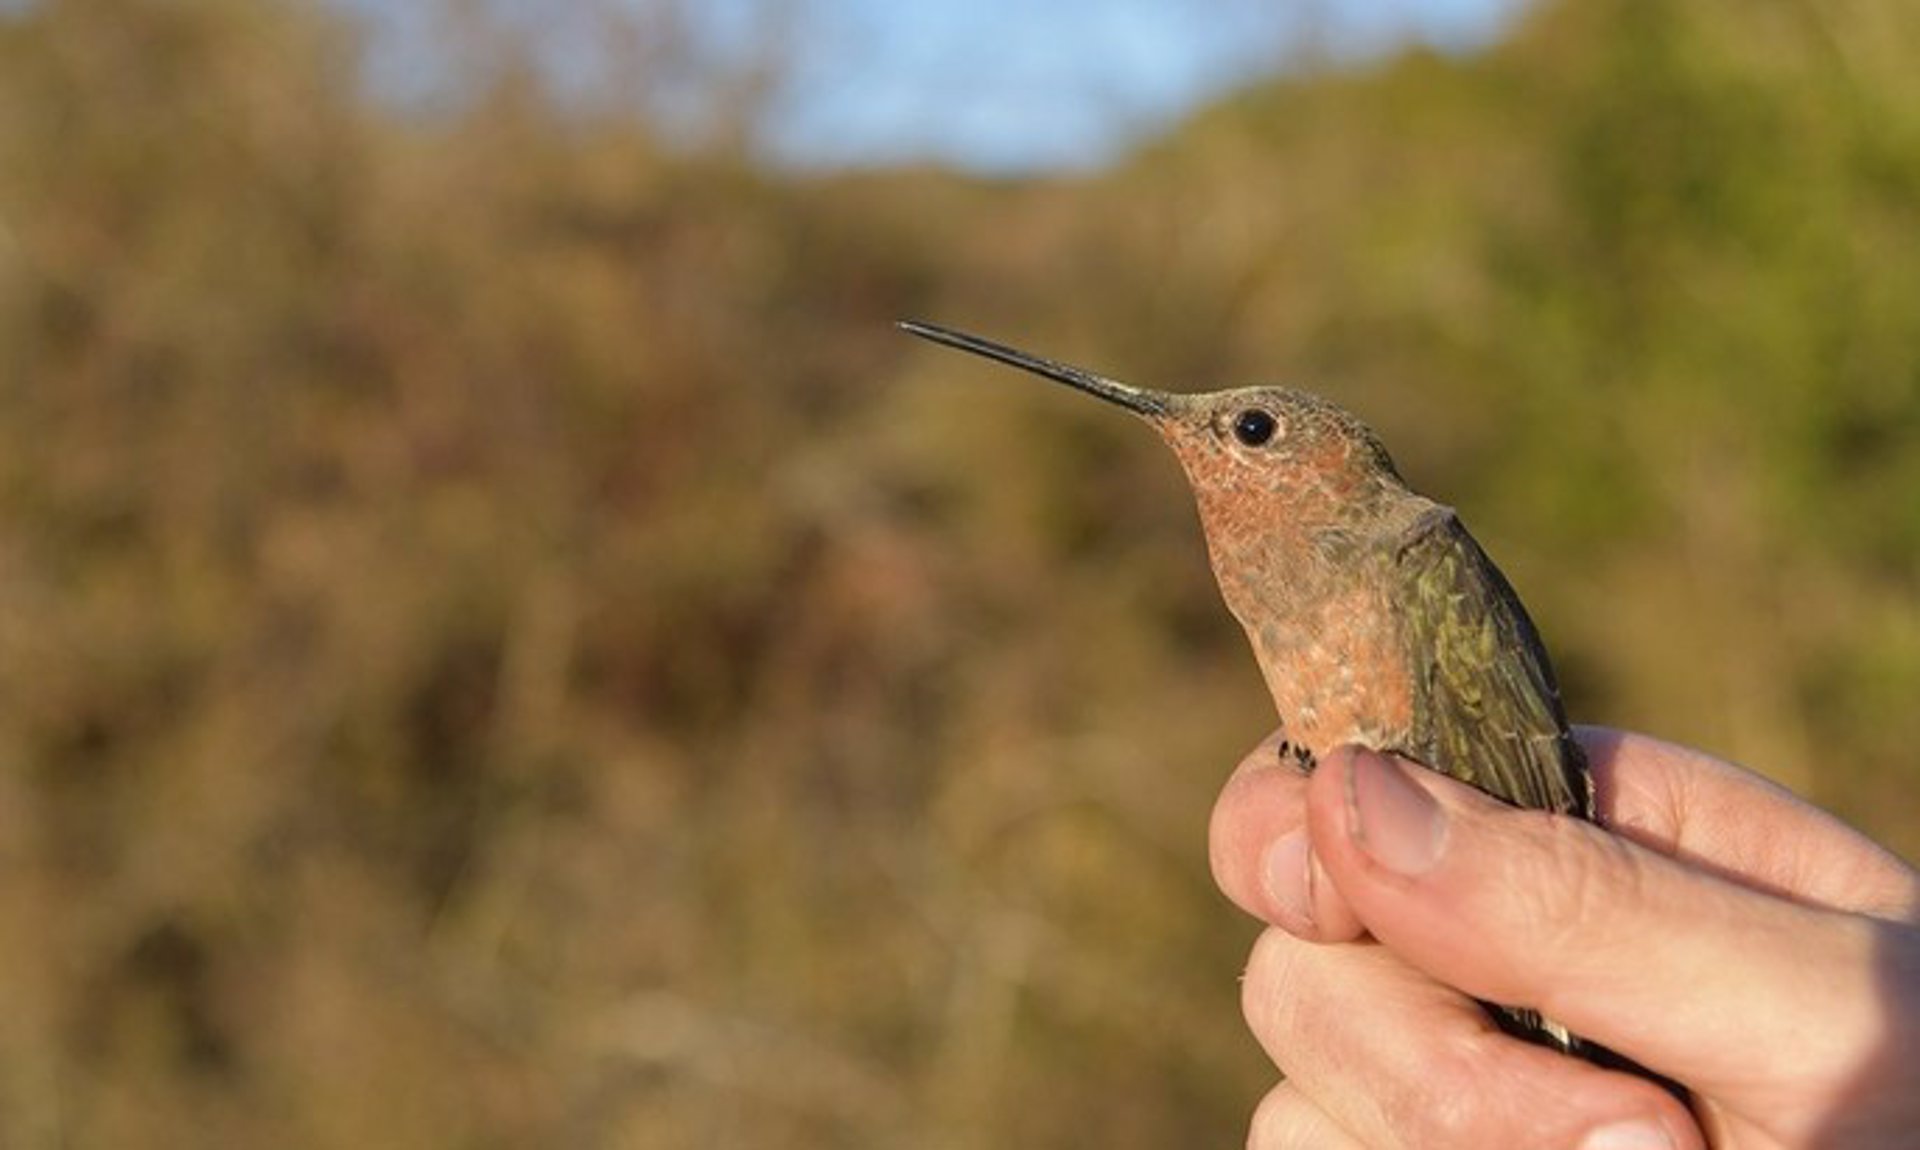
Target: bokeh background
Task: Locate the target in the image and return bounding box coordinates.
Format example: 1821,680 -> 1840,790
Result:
3,0 -> 1918,1145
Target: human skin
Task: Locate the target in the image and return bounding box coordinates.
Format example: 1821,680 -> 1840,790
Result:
1209,727 -> 1920,1148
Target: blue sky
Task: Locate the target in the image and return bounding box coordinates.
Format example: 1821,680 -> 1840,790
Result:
763,0 -> 1525,170
341,0 -> 1527,172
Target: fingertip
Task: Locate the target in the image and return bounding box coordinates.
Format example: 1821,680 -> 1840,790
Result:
1231,728 -> 1295,781
1210,745 -> 1365,940
1210,767 -> 1305,914
1209,754 -> 1305,921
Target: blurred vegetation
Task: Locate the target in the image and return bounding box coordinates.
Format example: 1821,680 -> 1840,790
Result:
1,0 -> 1917,1145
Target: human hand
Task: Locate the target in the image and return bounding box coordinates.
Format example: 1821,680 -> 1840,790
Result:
1209,727 -> 1920,1148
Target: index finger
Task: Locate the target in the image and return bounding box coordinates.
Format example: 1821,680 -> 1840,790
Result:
1579,727 -> 1919,921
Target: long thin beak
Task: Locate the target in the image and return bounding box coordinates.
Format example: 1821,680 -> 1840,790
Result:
898,320 -> 1172,418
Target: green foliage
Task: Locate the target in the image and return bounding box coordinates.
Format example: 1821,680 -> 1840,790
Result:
1,0 -> 1917,1146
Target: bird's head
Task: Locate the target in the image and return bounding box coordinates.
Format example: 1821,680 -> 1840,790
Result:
898,322 -> 1409,559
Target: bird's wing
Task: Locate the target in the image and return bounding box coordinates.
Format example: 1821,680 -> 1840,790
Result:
1385,506 -> 1592,819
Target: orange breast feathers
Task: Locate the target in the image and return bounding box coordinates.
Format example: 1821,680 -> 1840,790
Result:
1242,578 -> 1415,759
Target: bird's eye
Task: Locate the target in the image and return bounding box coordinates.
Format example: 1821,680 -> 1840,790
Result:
1231,408 -> 1278,447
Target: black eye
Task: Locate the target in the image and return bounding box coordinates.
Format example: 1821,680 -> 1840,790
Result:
1232,409 -> 1277,447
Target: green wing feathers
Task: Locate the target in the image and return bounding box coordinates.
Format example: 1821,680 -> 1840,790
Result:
1388,507 -> 1593,820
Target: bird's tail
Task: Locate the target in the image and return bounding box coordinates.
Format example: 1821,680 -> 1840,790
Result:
1491,1003 -> 1576,1053
1490,1002 -> 1689,1102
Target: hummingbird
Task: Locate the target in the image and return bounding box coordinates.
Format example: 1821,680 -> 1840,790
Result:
899,319 -> 1598,1056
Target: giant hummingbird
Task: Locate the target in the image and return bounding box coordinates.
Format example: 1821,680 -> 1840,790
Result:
900,319 -> 1604,1060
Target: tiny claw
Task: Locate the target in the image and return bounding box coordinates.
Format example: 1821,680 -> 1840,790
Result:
1275,739 -> 1316,774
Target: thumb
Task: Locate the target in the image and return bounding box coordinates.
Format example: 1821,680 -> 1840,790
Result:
1304,746 -> 1892,1098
